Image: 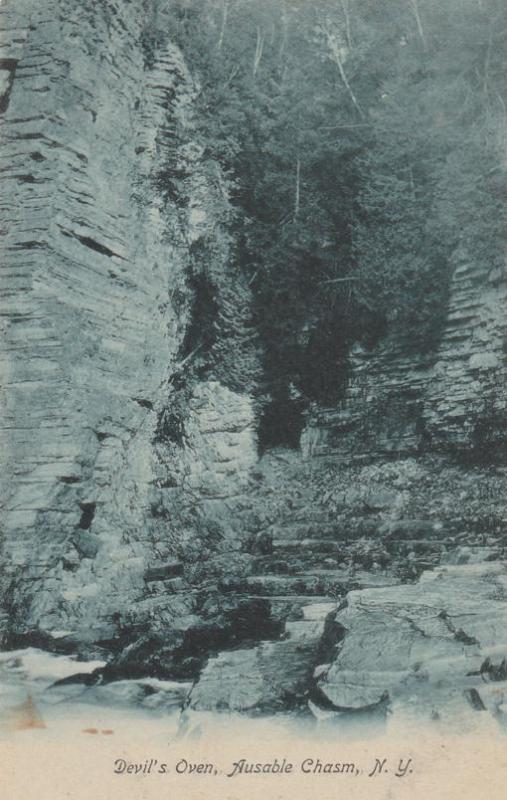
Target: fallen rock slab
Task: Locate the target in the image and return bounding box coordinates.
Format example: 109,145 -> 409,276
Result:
189,602 -> 337,713
317,562 -> 507,721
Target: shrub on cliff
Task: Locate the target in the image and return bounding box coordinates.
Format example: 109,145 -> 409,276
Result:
150,0 -> 507,444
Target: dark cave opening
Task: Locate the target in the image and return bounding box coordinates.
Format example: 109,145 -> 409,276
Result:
257,389 -> 307,453
256,313 -> 352,453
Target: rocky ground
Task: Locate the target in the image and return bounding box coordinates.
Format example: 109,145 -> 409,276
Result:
179,450 -> 507,722
4,449 -> 506,734
2,0 -> 507,739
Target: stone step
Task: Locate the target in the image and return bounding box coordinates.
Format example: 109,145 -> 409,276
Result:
245,568 -> 397,596
300,601 -> 337,621
246,574 -> 345,597
268,522 -> 345,540
188,603 -> 336,713
294,568 -> 400,587
261,595 -> 334,621
272,538 -> 340,553
252,555 -> 343,575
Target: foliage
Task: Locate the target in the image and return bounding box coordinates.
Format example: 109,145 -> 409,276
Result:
148,0 -> 507,447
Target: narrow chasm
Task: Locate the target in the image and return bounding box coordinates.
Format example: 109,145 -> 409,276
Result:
1,0 -> 507,730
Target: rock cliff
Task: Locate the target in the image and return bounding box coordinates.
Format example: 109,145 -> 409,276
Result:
302,248 -> 507,462
0,0 -> 256,643
1,0 -> 507,730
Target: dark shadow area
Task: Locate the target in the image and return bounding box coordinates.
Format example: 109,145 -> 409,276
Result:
78,502 -> 96,530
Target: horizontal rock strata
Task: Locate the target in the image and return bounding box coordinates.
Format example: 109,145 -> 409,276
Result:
302,251 -> 507,461
317,561 -> 507,722
0,0 -> 256,641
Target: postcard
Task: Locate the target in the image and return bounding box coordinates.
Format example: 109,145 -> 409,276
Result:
1,0 -> 507,798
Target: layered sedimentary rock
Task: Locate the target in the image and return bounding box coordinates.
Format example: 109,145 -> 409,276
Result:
188,600 -> 336,712
0,0 -> 256,641
302,248 -> 507,461
1,0 -> 507,731
317,561 -> 507,725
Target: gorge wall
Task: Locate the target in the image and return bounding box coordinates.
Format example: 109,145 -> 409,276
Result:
302,247 -> 507,463
1,0 -> 506,716
0,0 -> 256,643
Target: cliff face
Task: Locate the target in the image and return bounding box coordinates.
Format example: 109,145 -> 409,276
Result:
302,248 -> 507,463
1,0 -> 506,720
0,0 -> 256,642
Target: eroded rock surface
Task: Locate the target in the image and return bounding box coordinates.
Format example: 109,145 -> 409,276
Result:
189,601 -> 337,713
317,562 -> 507,722
0,0 -> 255,642
1,0 -> 507,727
301,250 -> 507,462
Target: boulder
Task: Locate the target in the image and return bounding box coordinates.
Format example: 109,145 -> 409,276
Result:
317,562 -> 507,720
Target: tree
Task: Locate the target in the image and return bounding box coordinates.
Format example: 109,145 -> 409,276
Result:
150,0 -> 507,447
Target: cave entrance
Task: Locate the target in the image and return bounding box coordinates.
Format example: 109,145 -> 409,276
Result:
257,388 -> 307,453
256,320 -> 351,454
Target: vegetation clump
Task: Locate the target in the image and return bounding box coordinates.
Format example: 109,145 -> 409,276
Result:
146,0 -> 507,447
